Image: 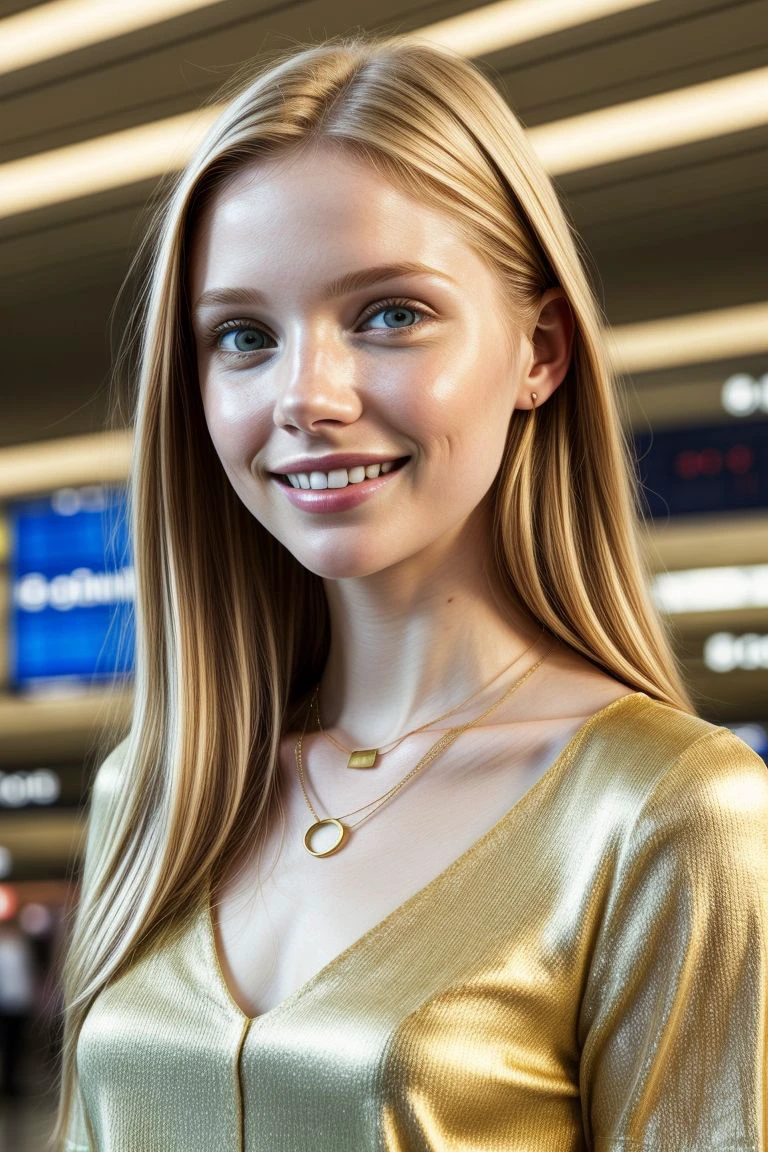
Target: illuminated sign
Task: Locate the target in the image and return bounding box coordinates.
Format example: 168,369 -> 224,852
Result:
722,373 -> 768,417
0,769 -> 61,808
8,485 -> 134,689
634,420 -> 767,518
652,564 -> 768,614
704,632 -> 768,672
0,762 -> 92,809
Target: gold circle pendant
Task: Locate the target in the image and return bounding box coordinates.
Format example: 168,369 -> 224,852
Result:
303,818 -> 349,857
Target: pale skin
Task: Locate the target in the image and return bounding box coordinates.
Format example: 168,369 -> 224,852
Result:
189,141 -> 635,1017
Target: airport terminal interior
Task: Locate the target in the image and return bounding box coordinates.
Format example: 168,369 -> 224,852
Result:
0,0 -> 766,1146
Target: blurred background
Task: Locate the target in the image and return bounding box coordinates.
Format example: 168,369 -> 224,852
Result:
0,0 -> 766,1145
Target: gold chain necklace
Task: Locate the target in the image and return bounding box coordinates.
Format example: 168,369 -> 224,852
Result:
296,648 -> 549,857
311,624 -> 546,768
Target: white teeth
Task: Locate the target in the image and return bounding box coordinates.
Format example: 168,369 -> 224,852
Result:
285,460 -> 404,490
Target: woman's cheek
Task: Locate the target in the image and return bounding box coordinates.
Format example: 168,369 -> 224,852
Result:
204,385 -> 265,466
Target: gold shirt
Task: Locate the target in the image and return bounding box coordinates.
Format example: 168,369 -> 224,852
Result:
65,692 -> 768,1151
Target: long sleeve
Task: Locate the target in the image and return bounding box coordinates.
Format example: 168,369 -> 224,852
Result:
579,726 -> 768,1151
64,741 -> 127,1152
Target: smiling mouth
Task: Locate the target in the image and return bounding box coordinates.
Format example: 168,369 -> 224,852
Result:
271,456 -> 411,487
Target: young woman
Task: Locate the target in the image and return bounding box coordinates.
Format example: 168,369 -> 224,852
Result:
56,32 -> 767,1152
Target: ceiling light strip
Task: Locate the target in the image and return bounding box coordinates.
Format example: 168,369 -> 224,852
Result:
408,0 -> 662,57
0,0 -> 229,75
528,66 -> 768,175
0,0 -> 660,77
0,430 -> 133,501
0,109 -> 219,218
608,302 -> 768,373
2,61 -> 767,220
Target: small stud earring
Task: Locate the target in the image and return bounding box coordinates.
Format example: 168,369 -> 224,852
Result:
531,391 -> 538,407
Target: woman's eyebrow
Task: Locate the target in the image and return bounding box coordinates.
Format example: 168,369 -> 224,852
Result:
193,261 -> 456,316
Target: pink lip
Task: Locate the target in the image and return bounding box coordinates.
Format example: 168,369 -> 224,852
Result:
272,459 -> 409,513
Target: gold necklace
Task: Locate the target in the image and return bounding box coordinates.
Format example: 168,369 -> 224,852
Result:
296,648 -> 549,857
310,624 -> 546,768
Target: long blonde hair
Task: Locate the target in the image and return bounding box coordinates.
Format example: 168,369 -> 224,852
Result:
54,30 -> 696,1149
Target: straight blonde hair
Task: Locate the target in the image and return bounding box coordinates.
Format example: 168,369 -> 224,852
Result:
53,30 -> 696,1149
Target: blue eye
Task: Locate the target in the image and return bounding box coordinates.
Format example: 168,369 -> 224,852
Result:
217,326 -> 269,353
360,302 -> 422,330
211,296 -> 433,357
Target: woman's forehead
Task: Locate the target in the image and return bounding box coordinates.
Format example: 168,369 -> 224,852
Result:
187,152 -> 478,306
194,147 -> 440,245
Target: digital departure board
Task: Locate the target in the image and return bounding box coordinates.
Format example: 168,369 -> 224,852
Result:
8,485 -> 134,690
634,419 -> 767,519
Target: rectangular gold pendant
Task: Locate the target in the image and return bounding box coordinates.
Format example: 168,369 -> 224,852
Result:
347,748 -> 378,769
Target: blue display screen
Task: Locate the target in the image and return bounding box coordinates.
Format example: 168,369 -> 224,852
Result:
8,486 -> 135,690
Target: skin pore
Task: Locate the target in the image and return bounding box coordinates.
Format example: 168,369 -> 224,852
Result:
188,140 -> 634,1015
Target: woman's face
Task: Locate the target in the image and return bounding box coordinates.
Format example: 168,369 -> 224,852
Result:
189,142 -> 536,581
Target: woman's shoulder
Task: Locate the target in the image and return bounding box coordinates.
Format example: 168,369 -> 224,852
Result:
585,688 -> 760,775
638,698 -> 768,826
534,644 -> 751,788
589,692 -> 768,856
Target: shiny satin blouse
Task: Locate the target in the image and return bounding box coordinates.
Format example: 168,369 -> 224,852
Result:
65,692 -> 768,1151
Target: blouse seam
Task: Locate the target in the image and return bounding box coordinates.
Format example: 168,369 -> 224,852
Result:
234,1014 -> 251,1152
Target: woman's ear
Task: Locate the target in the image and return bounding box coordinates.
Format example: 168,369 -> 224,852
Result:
519,288 -> 575,409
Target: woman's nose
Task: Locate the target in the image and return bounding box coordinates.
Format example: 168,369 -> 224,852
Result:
272,337 -> 363,428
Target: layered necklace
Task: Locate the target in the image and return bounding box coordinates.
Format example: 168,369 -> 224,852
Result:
294,626 -> 549,857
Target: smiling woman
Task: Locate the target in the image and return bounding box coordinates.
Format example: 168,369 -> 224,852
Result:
56,29 -> 767,1152
187,139 -> 573,544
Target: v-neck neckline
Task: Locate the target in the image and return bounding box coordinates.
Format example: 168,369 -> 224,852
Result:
203,690 -> 649,1025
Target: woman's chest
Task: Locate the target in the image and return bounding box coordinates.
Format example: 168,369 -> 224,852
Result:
212,715 -> 589,1017
79,786 -> 605,1152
